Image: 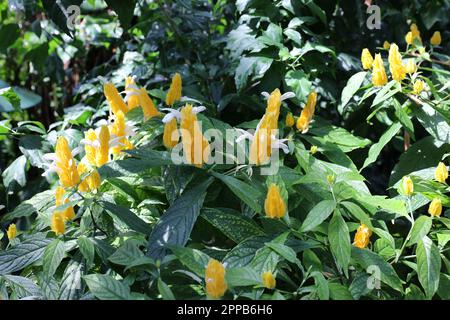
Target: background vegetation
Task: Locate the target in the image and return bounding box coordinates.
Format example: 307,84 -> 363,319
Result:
0,0 -> 449,300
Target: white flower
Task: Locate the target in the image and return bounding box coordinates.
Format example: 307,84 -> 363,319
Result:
235,128 -> 290,154
161,105 -> 206,123
261,91 -> 296,101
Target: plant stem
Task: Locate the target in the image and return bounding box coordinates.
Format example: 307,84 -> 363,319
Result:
394,197 -> 414,263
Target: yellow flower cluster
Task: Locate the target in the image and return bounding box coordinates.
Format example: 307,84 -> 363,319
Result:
264,183 -> 286,219
180,104 -> 210,167
249,89 -> 283,165
388,44 -> 406,82
262,271 -> 276,289
6,224 -> 17,241
104,78 -> 159,119
353,224 -> 372,249
163,73 -> 182,149
205,259 -> 227,299
296,91 -> 317,134
405,23 -> 422,45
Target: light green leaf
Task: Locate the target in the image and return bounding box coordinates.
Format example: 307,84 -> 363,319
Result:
43,239 -> 66,278
83,274 -> 132,300
157,278 -> 175,300
361,122 -> 402,170
225,267 -> 261,287
328,210 -> 351,274
170,246 -> 211,277
0,235 -> 51,275
339,71 -> 367,113
416,236 -> 441,299
351,247 -> 403,292
300,200 -> 336,232
408,216 -> 433,246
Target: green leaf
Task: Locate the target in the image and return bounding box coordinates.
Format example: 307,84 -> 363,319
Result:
408,216 -> 433,246
225,267 -> 261,287
2,275 -> 42,298
415,103 -> 450,144
351,247 -> 403,292
104,0 -> 136,28
371,80 -> 400,107
98,152 -> 173,178
59,253 -> 85,300
223,236 -> 269,268
341,201 -> 373,228
147,179 -> 213,260
43,239 -> 66,278
234,56 -> 273,91
2,190 -> 54,221
77,236 -> 95,268
83,274 -> 132,300
0,87 -> 21,112
328,282 -> 354,300
201,208 -> 265,243
300,200 -> 336,232
265,243 -> 297,264
285,70 -> 312,102
170,246 -> 210,277
2,155 -> 27,188
416,236 -> 441,299
339,71 -> 367,113
157,278 -> 175,300
0,24 -> 20,52
212,172 -> 262,213
42,0 -> 83,36
328,210 -> 351,274
0,235 -> 51,275
108,240 -> 143,266
361,122 -> 402,170
100,201 -> 151,235
312,271 -> 329,300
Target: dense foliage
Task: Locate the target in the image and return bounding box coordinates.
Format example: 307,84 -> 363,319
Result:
0,0 -> 449,300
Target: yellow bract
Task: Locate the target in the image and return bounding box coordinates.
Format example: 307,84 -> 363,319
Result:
55,136 -> 80,188
165,73 -> 182,106
110,111 -> 133,155
205,259 -> 227,299
6,224 -> 17,240
435,162 -> 448,183
104,82 -> 129,115
361,48 -> 374,70
430,31 -> 441,46
262,271 -> 276,289
97,125 -> 110,166
296,91 -> 317,133
353,224 -> 372,249
78,163 -> 101,192
428,198 -> 442,217
372,54 -> 388,87
388,44 -> 406,82
264,184 -> 286,219
405,31 -> 413,45
163,118 -> 180,149
138,88 -> 159,119
180,104 -> 210,167
310,145 -> 318,155
84,129 -> 97,166
383,41 -> 390,49
55,186 -> 75,221
125,77 -> 140,110
405,59 -> 417,74
51,212 -> 65,235
413,79 -> 424,95
402,176 -> 414,196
